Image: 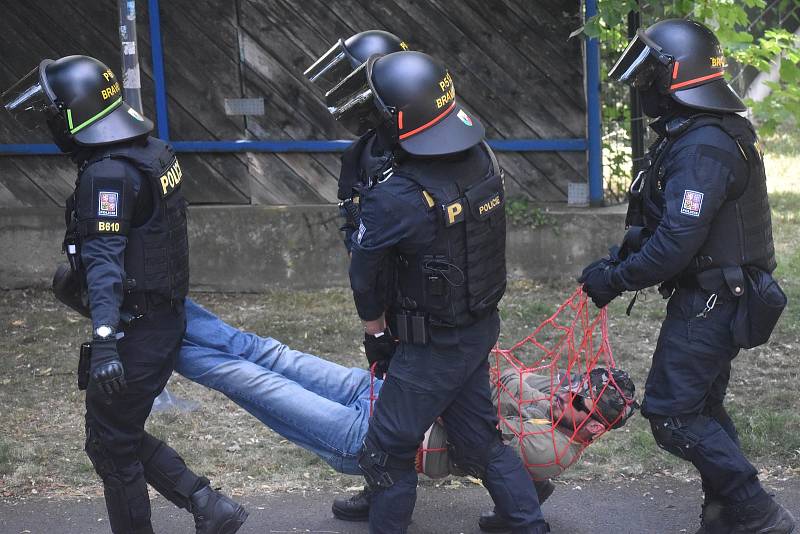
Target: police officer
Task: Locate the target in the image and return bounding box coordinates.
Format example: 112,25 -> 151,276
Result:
2,56 -> 248,534
308,49 -> 547,534
579,20 -> 795,534
307,30 -> 410,521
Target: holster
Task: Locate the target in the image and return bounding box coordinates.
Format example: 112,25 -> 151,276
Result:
78,342 -> 91,391
688,266 -> 786,349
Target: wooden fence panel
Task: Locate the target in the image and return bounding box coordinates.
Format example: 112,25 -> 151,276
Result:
0,0 -> 587,208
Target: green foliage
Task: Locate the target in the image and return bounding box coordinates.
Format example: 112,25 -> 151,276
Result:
587,0 -> 800,133
505,198 -> 557,229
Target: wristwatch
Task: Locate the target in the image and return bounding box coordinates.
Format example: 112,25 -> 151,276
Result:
94,325 -> 116,340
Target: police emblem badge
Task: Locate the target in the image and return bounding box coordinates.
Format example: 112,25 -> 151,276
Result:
98,191 -> 119,217
681,189 -> 704,217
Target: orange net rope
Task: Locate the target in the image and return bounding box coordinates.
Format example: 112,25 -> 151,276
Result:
491,287 -> 626,480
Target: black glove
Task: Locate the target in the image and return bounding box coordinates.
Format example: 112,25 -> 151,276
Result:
90,338 -> 127,395
578,258 -> 623,309
363,329 -> 397,378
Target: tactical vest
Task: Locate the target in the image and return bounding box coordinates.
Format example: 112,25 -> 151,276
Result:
65,137 -> 190,310
391,142 -> 507,328
626,114 -> 776,274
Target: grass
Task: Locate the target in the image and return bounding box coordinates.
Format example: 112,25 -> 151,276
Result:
0,137 -> 798,499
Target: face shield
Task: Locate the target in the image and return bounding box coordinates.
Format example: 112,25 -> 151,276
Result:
2,60 -> 58,131
304,39 -> 361,95
324,56 -> 389,136
609,30 -> 673,91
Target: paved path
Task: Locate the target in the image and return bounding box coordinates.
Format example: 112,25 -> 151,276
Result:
2,478 -> 798,533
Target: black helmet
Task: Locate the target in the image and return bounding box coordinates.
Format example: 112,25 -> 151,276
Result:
572,367 -> 638,430
324,51 -> 485,155
305,30 -> 409,94
2,55 -> 153,147
609,19 -> 746,113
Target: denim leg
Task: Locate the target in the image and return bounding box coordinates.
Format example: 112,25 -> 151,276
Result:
176,340 -> 368,474
184,299 -> 376,405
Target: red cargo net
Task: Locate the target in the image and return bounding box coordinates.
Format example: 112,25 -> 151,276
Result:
369,288 -> 630,480
491,287 -> 623,480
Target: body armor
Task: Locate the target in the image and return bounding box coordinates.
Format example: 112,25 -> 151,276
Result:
391,142 -> 506,328
64,137 -> 190,312
627,113 -> 776,275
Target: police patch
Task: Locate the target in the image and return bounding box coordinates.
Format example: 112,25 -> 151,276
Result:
98,191 -> 119,217
681,189 -> 704,217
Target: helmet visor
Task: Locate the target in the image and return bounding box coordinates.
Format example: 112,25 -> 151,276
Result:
324,59 -> 384,135
304,39 -> 360,95
609,30 -> 668,90
2,64 -> 55,131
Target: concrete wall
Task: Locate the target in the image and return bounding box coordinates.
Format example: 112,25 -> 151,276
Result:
0,205 -> 626,291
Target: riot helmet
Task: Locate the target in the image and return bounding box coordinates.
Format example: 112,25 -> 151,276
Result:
324,51 -> 485,156
305,30 -> 409,95
2,55 -> 153,149
610,19 -> 746,113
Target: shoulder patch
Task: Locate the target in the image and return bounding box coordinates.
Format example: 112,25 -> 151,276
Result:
98,191 -> 119,217
681,189 -> 704,217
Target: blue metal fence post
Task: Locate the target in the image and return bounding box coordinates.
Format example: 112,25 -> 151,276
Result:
585,0 -> 604,206
148,0 -> 169,140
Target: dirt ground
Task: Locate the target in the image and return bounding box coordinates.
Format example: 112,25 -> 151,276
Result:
2,272 -> 799,500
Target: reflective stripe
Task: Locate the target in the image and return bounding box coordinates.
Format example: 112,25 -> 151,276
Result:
670,71 -> 724,91
67,97 -> 123,134
399,101 -> 456,140
672,61 -> 680,80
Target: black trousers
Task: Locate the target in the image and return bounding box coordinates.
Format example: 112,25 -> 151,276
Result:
85,302 -> 204,532
363,312 -> 543,534
642,287 -> 763,504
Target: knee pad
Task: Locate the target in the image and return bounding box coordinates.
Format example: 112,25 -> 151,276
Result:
138,432 -> 206,509
357,437 -> 414,489
649,415 -> 707,460
102,472 -> 154,534
85,424 -> 117,480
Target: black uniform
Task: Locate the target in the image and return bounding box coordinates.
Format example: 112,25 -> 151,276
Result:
349,142 -> 543,534
615,112 -> 774,506
67,136 -> 206,533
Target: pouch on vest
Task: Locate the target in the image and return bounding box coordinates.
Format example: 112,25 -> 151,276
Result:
463,172 -> 506,314
732,267 -> 786,349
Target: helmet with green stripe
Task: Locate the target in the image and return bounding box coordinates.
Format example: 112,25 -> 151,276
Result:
2,55 -> 152,147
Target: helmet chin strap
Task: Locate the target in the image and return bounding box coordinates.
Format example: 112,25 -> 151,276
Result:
374,119 -> 400,151
46,114 -> 78,155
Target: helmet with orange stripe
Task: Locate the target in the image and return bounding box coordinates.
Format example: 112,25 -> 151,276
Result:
324,51 -> 485,156
610,19 -> 746,113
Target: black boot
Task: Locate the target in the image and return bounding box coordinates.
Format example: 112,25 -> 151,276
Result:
478,480 -> 556,532
332,486 -> 373,522
189,485 -> 249,534
728,494 -> 796,534
694,499 -> 728,534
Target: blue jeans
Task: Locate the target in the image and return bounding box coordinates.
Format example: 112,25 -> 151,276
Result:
175,298 -> 380,475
